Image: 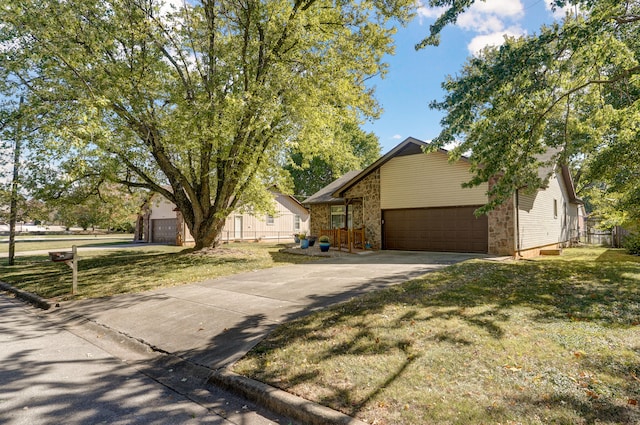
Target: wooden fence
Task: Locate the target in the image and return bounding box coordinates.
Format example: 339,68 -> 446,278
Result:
319,227 -> 365,252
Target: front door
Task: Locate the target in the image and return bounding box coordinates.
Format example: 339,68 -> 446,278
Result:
234,216 -> 243,240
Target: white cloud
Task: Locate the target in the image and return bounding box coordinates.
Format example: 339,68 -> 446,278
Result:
392,134 -> 403,140
467,26 -> 525,55
458,0 -> 524,32
457,13 -> 505,33
416,5 -> 446,23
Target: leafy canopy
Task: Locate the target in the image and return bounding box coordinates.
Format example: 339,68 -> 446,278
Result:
421,0 -> 640,221
1,0 -> 415,248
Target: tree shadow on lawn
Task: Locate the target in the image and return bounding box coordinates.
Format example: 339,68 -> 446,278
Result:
1,249 -> 250,300
236,253 -> 640,423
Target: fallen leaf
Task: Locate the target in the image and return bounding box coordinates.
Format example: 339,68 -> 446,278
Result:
628,399 -> 638,406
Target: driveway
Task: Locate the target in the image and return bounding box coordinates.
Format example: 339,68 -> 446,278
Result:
53,251 -> 484,369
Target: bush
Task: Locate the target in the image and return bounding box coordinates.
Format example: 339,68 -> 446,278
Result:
319,235 -> 330,243
625,234 -> 640,255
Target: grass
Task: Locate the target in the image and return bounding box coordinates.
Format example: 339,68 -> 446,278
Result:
232,247 -> 640,425
0,243 -> 318,300
0,236 -> 135,254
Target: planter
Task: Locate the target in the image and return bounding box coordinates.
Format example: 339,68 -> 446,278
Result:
308,236 -> 317,247
319,242 -> 330,252
300,239 -> 310,249
293,234 -> 300,243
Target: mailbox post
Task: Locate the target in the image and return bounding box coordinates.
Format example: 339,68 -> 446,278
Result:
49,245 -> 78,295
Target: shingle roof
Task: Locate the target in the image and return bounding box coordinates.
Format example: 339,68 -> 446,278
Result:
303,170 -> 362,205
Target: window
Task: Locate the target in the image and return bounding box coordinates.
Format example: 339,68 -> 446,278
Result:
553,199 -> 558,219
266,214 -> 274,225
330,205 -> 353,229
294,215 -> 300,231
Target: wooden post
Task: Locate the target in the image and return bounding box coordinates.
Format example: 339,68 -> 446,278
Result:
71,245 -> 78,295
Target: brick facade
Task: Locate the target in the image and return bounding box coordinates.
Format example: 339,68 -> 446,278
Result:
487,178 -> 516,256
344,170 -> 382,249
309,204 -> 330,237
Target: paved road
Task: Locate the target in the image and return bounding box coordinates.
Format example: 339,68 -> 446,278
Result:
55,251 -> 485,369
0,295 -> 297,425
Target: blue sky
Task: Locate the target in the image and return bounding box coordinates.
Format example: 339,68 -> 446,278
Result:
365,0 -> 572,154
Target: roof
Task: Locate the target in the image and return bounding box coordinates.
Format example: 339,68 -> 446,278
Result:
310,136 -> 582,206
303,170 -> 362,205
332,137 -> 458,198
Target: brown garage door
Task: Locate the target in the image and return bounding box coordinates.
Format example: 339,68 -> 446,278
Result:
382,206 -> 488,253
152,218 -> 177,244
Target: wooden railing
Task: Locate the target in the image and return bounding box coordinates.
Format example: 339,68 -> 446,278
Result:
319,227 -> 365,252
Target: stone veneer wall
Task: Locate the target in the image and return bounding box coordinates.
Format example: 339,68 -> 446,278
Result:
309,204 -> 330,237
487,178 -> 516,256
344,170 -> 381,249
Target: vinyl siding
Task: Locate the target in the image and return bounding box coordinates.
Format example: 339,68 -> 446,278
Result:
149,197 -> 177,219
517,172 -> 579,250
380,151 -> 488,209
221,193 -> 309,239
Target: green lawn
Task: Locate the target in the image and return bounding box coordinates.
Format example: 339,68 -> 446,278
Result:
0,236 -> 135,254
0,243 -> 317,300
232,247 -> 640,425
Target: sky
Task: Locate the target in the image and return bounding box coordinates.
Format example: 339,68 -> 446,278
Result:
365,0 -> 572,154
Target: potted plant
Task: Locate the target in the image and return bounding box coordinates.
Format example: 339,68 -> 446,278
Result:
299,233 -> 309,249
319,235 -> 330,252
293,234 -> 300,243
307,235 -> 317,247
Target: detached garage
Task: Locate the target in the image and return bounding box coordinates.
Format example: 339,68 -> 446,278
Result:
306,137 -> 582,258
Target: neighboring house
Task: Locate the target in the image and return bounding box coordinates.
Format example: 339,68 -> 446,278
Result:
304,137 -> 582,258
135,190 -> 309,245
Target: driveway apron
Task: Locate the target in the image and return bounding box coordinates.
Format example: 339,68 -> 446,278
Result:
55,251 -> 483,369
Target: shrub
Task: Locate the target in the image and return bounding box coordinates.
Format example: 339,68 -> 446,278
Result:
319,235 -> 330,243
625,233 -> 640,255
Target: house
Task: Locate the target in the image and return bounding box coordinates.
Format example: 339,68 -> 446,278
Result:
135,190 -> 309,245
304,137 -> 582,258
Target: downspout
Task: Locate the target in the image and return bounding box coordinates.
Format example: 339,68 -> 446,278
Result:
515,189 -> 521,259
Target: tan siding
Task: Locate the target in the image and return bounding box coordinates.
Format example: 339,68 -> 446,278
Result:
380,152 -> 488,209
149,196 -> 177,220
518,173 -> 577,250
219,193 -> 309,240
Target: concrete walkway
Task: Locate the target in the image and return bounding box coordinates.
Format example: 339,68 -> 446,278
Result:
51,251 -> 485,369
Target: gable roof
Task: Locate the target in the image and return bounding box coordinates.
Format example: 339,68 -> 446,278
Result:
303,170 -> 362,205
332,137 -> 458,198
314,136 -> 581,205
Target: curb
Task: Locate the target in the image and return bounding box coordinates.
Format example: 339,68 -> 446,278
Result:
209,368 -> 369,425
0,281 -> 51,310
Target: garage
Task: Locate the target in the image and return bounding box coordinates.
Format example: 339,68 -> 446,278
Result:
382,206 -> 488,253
151,218 -> 177,244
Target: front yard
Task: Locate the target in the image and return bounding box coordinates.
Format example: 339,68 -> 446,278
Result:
232,247 -> 640,425
0,242 -> 318,300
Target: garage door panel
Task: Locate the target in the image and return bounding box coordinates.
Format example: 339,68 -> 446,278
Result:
382,206 -> 488,253
152,218 -> 177,244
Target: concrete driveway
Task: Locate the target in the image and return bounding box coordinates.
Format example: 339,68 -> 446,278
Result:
53,251 -> 484,369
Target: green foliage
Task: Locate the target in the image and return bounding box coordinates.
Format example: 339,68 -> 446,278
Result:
422,1 -> 640,218
625,233 -> 640,255
1,0 -> 415,249
286,122 -> 381,198
319,235 -> 330,243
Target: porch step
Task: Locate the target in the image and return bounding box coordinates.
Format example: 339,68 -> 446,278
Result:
540,248 -> 562,256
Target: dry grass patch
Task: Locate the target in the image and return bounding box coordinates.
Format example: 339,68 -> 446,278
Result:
0,243 -> 317,300
232,247 -> 640,425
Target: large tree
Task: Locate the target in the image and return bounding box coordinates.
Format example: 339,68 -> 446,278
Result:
420,0 -> 640,221
1,0 -> 415,249
286,121 -> 381,199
